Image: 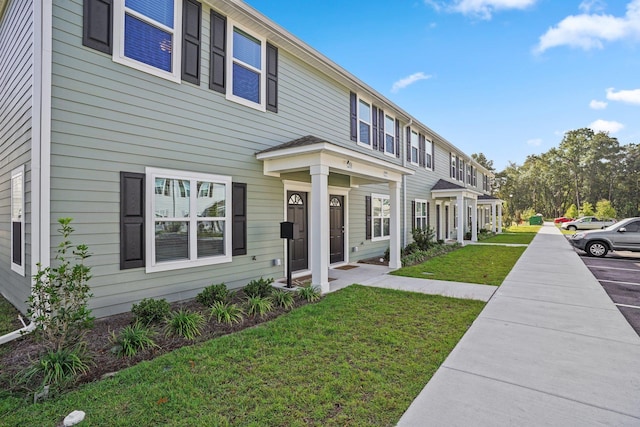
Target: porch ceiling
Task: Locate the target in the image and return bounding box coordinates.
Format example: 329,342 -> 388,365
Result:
256,136 -> 414,185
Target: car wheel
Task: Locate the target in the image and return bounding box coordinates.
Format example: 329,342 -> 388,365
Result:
568,225 -> 577,231
586,241 -> 608,257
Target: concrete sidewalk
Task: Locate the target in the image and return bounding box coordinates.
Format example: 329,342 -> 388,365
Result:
397,223 -> 640,426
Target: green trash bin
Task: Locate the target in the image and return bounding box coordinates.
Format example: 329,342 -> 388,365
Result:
529,215 -> 543,225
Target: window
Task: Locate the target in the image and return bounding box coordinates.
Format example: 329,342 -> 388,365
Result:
458,159 -> 464,181
415,200 -> 428,230
467,164 -> 472,185
11,166 -> 24,275
425,139 -> 433,169
113,0 -> 182,81
146,168 -> 232,272
225,22 -> 267,109
451,153 -> 456,179
384,114 -> 395,155
358,99 -> 372,146
371,194 -> 390,240
411,130 -> 419,164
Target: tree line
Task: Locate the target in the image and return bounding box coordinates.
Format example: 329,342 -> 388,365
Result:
473,128 -> 640,224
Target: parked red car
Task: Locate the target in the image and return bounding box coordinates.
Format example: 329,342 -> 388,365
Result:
554,217 -> 574,224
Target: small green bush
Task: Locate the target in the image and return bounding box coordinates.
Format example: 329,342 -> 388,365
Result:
165,309 -> 205,341
411,226 -> 436,251
243,277 -> 274,298
401,243 -> 461,267
110,323 -> 158,357
23,345 -> 91,388
271,289 -> 295,309
297,286 -> 321,302
131,298 -> 171,325
209,301 -> 244,324
196,283 -> 230,307
244,296 -> 274,317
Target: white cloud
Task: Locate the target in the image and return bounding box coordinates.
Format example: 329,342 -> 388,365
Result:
579,0 -> 606,14
391,72 -> 432,93
589,119 -> 624,133
535,0 -> 640,53
526,138 -> 542,147
606,87 -> 640,104
589,99 -> 608,109
425,0 -> 537,20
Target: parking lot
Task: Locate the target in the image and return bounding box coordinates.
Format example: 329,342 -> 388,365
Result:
578,251 -> 640,336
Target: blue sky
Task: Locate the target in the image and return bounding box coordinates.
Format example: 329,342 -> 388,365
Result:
244,0 -> 640,171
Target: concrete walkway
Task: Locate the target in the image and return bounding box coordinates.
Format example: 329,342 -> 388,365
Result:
397,223 -> 640,426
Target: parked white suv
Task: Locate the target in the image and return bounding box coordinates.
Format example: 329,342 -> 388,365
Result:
561,216 -> 617,231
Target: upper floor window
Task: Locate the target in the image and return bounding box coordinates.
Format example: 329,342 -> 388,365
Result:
358,99 -> 372,146
451,154 -> 456,179
425,139 -> 433,169
410,130 -> 419,164
11,166 -> 25,276
384,114 -> 395,155
228,25 -> 265,108
113,0 -> 182,82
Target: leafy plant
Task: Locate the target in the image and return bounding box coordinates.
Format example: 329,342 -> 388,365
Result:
131,298 -> 171,325
196,283 -> 230,307
23,345 -> 91,387
110,323 -> 158,357
244,296 -> 274,317
165,309 -> 205,341
271,289 -> 295,309
209,301 -> 244,325
243,277 -> 274,298
27,218 -> 94,352
297,286 -> 321,302
411,226 -> 436,251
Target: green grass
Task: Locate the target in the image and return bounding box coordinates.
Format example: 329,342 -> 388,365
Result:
481,232 -> 536,244
0,296 -> 21,336
503,224 -> 542,233
0,286 -> 484,426
393,245 -> 526,286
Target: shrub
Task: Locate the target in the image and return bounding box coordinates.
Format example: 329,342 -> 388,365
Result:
243,277 -> 274,298
271,289 -> 295,309
27,218 -> 94,352
209,301 -> 244,325
411,226 -> 436,251
401,243 -> 461,267
131,298 -> 171,325
23,345 -> 91,388
165,309 -> 205,341
196,283 -> 230,307
110,323 -> 158,357
297,286 -> 321,302
244,296 -> 274,317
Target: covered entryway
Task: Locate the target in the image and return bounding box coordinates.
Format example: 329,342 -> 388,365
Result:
287,191 -> 308,271
329,195 -> 344,264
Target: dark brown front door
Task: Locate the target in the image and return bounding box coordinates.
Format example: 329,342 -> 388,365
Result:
329,195 -> 344,264
287,191 -> 308,271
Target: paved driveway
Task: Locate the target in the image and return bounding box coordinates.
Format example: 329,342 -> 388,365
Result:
578,251 -> 640,336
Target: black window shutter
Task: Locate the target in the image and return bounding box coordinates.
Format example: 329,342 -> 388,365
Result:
432,140 -> 435,170
419,134 -> 426,167
372,106 -> 378,150
411,201 -> 416,231
406,127 -> 411,162
427,202 -> 431,227
450,153 -> 453,177
210,10 -> 226,93
395,119 -> 400,158
182,0 -> 201,85
83,0 -> 113,54
350,92 -> 358,142
365,196 -> 372,240
232,182 -> 247,256
120,172 -> 145,269
378,109 -> 385,152
266,43 -> 278,113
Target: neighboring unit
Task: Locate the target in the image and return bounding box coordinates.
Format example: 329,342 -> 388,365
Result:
569,218 -> 640,257
0,0 -> 500,318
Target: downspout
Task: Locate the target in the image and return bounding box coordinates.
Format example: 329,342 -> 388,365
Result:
402,119 -> 413,247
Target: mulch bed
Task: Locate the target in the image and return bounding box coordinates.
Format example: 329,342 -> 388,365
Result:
0,292 -> 311,395
357,257 -> 389,266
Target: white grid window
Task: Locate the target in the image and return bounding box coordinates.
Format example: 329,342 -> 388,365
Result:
372,194 -> 390,240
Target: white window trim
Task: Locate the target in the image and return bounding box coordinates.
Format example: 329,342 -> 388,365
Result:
384,113 -> 396,157
357,96 -> 373,149
145,167 -> 232,273
11,166 -> 25,276
415,199 -> 428,230
112,0 -> 183,83
371,193 -> 390,242
226,19 -> 267,111
410,130 -> 419,165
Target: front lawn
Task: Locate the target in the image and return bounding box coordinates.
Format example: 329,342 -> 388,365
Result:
392,245 -> 526,286
0,285 -> 484,427
481,232 -> 536,245
0,296 -> 21,336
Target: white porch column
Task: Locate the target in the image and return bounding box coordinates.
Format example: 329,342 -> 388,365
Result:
456,195 -> 464,243
498,203 -> 503,233
471,198 -> 478,242
310,165 -> 330,293
491,202 -> 497,233
389,181 -> 402,269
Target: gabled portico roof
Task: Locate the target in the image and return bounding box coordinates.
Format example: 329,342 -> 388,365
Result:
256,136 -> 414,185
431,179 -> 483,199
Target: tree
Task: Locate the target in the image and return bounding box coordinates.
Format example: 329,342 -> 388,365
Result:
471,152 -> 495,172
595,199 -> 617,219
580,201 -> 595,216
564,204 -> 578,219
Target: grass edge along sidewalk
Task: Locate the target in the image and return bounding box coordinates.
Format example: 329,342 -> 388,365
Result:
0,285 -> 484,427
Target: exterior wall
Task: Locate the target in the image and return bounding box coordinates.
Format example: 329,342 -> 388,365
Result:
0,0 -> 34,313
